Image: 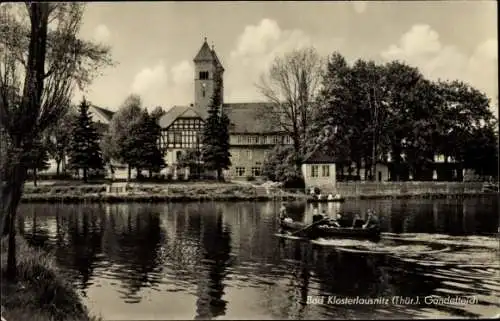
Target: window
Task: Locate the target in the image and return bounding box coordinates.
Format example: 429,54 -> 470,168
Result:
176,151 -> 182,162
322,165 -> 330,177
235,167 -> 245,176
202,89 -> 206,97
246,150 -> 253,160
311,165 -> 319,177
174,132 -> 182,145
247,136 -> 258,144
232,150 -> 239,161
199,71 -> 209,80
251,167 -> 261,177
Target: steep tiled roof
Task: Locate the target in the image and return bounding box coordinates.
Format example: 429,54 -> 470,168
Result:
194,40 -> 215,62
158,105 -> 206,129
303,148 -> 337,164
211,49 -> 224,71
222,102 -> 281,133
158,102 -> 283,134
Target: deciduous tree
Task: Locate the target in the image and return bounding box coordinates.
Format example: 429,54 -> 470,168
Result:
24,137 -> 50,186
257,47 -> 323,169
45,107 -> 75,175
103,94 -> 143,181
262,144 -> 303,188
0,3 -> 112,278
178,148 -> 202,179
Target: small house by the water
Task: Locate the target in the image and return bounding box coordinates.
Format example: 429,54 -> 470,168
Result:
301,149 -> 337,193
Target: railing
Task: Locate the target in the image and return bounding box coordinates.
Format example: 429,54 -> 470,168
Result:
306,181 -> 487,197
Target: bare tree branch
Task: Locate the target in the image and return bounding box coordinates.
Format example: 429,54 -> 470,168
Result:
256,46 -> 323,161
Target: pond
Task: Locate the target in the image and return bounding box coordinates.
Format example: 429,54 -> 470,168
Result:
18,196 -> 499,320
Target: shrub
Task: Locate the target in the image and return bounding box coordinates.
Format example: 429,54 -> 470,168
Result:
246,176 -> 256,181
283,175 -> 305,190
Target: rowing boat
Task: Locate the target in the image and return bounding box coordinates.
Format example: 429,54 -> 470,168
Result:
307,197 -> 345,203
280,219 -> 380,240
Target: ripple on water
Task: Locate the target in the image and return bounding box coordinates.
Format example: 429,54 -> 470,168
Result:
311,237 -> 449,256
383,233 -> 499,250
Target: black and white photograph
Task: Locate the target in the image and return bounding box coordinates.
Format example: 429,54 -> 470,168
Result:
0,1 -> 498,320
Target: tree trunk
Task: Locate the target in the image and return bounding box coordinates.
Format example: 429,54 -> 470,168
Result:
1,161 -> 28,280
127,164 -> 131,182
1,3 -> 50,280
62,156 -> 66,174
217,168 -> 223,181
149,169 -> 152,178
56,159 -> 60,176
83,167 -> 87,183
33,168 -> 38,187
292,132 -> 302,172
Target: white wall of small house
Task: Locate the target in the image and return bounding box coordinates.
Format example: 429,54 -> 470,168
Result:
301,163 -> 336,193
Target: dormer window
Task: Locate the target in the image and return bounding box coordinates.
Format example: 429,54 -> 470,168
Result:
199,71 -> 209,80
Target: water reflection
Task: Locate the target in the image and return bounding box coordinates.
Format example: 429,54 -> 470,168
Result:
20,196 -> 499,320
195,206 -> 231,320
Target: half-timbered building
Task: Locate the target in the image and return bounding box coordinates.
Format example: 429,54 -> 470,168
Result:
156,38 -> 292,179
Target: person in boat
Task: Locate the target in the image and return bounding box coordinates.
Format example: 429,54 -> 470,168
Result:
279,204 -> 293,223
324,210 -> 341,227
335,212 -> 348,227
352,214 -> 365,228
327,194 -> 334,201
362,210 -> 380,229
279,203 -> 288,220
312,208 -> 325,224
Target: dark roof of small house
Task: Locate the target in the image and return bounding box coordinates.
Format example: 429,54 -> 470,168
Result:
302,148 -> 337,164
158,102 -> 283,134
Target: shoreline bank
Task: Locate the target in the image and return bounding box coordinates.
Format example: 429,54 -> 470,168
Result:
19,191 -> 498,203
16,181 -> 498,203
1,236 -> 100,321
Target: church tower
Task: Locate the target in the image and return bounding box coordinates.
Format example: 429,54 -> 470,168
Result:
193,37 -> 224,113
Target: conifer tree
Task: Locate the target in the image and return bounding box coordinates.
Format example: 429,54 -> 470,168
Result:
201,74 -> 231,180
67,98 -> 104,182
218,110 -> 232,173
135,110 -> 166,177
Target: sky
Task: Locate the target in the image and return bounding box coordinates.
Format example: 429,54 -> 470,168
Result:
75,1 -> 498,117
